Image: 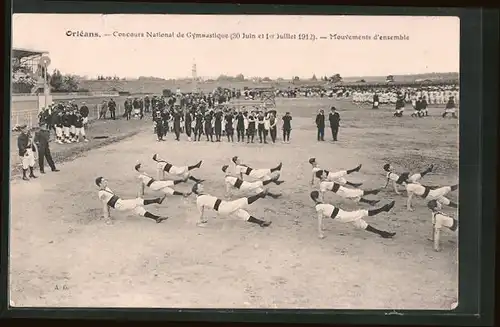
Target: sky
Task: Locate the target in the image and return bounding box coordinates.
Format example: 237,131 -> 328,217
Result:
12,14 -> 460,79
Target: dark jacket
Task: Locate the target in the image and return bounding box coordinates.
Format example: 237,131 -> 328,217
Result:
282,115 -> 292,129
34,129 -> 50,148
204,113 -> 213,125
62,113 -> 71,127
69,112 -> 77,126
236,114 -> 245,129
80,105 -> 89,117
173,112 -> 182,129
329,112 -> 340,126
108,100 -> 116,110
315,113 -> 325,128
54,113 -> 63,127
185,112 -> 192,125
396,98 -> 405,109
195,113 -> 204,127
225,113 -> 234,128
75,115 -> 84,128
17,132 -> 33,156
214,112 -> 223,124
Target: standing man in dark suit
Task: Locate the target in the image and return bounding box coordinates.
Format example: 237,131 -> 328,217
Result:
154,109 -> 165,141
328,106 -> 340,141
214,107 -> 224,142
315,109 -> 325,141
144,95 -> 151,114
282,111 -> 292,143
173,109 -> 182,141
124,97 -> 132,120
139,98 -> 144,120
34,126 -> 60,174
108,98 -> 117,120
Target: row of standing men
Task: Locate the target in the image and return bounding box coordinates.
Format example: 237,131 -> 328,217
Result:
152,105 -> 293,143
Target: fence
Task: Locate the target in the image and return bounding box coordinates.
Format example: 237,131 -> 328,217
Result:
10,104 -> 123,129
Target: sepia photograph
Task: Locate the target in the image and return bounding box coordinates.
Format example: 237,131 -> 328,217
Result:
9,14 -> 460,310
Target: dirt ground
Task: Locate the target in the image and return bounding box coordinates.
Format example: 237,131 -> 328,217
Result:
9,98 -> 459,310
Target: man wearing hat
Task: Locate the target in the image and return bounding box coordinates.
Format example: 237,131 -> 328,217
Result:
315,109 -> 325,141
328,106 -> 340,141
34,125 -> 60,174
108,98 -> 117,120
282,111 -> 292,143
124,97 -> 132,120
17,125 -> 37,180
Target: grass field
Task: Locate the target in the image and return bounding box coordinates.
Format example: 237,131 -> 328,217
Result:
9,98 -> 459,309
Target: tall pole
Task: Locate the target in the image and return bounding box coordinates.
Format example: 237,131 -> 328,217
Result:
192,60 -> 198,93
44,64 -> 49,110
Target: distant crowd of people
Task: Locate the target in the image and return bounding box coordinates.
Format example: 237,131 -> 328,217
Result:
351,85 -> 460,105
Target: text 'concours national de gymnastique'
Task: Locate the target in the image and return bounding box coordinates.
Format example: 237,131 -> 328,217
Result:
66,30 -> 410,41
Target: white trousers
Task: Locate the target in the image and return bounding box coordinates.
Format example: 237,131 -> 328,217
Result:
427,186 -> 452,200
336,208 -> 369,229
55,126 -> 63,138
320,181 -> 363,200
75,127 -> 86,137
408,173 -> 422,183
249,168 -> 273,180
210,197 -> 251,220
426,186 -> 453,205
157,162 -> 189,176
433,213 -> 457,230
239,180 -> 264,194
114,198 -> 147,216
21,149 -> 35,169
149,180 -> 176,195
327,170 -> 348,185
